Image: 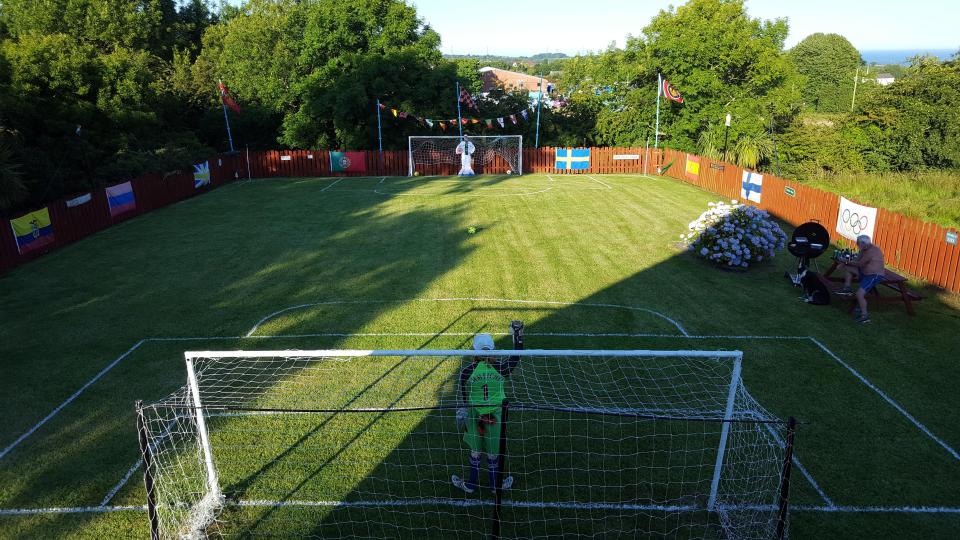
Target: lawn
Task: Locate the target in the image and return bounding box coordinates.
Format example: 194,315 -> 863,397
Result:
1,173 -> 958,539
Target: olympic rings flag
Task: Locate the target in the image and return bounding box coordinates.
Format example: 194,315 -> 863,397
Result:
836,196 -> 877,241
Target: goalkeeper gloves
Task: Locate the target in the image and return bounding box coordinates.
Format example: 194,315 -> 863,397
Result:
456,407 -> 467,431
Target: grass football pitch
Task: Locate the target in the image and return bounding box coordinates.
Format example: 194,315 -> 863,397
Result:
1,173 -> 959,539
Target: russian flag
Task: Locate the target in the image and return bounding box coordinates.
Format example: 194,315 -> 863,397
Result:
106,181 -> 136,218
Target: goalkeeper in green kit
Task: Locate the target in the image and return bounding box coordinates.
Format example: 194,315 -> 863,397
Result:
452,320 -> 524,494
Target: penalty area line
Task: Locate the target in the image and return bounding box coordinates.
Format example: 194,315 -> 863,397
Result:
0,339 -> 146,462
809,337 -> 960,463
319,178 -> 344,192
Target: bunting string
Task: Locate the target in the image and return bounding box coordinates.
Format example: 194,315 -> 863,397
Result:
377,99 -> 537,131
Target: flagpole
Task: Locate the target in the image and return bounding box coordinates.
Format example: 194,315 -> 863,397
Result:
535,75 -> 544,148
376,99 -> 383,159
456,81 -> 463,138
218,79 -> 235,153
654,71 -> 661,150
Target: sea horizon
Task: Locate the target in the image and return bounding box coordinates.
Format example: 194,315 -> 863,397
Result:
859,48 -> 955,64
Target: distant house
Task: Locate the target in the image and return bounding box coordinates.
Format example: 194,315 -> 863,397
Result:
876,73 -> 895,86
479,67 -> 553,95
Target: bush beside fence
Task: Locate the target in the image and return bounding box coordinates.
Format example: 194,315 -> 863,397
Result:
1,147 -> 957,293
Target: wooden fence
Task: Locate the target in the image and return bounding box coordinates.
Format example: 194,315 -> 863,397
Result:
1,147 -> 957,292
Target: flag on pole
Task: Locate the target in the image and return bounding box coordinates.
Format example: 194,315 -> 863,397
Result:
10,208 -> 55,254
218,82 -> 241,114
662,78 -> 683,103
459,87 -> 478,112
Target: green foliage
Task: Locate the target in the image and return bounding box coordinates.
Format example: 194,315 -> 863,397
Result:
638,0 -> 802,155
0,0 -> 217,212
806,169 -> 960,229
789,33 -> 862,113
849,56 -> 960,171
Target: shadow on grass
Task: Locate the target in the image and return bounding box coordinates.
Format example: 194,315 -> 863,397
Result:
0,175 -> 479,537
211,239 -> 960,539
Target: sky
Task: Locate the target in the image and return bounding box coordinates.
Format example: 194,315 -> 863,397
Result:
404,0 -> 960,56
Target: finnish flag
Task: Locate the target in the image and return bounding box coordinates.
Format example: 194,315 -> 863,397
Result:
741,171 -> 763,204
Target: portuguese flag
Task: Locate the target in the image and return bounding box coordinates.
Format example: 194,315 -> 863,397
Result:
329,151 -> 367,173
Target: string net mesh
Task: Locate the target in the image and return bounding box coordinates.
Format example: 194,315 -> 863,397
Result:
138,350 -> 789,539
408,136 -> 521,176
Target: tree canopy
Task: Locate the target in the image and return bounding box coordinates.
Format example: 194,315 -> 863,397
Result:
0,0 -> 956,212
789,33 -> 862,113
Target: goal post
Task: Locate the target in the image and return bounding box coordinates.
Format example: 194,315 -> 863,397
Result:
408,135 -> 522,176
138,346 -> 792,539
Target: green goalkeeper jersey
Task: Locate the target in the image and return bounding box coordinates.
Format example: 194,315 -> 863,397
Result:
467,361 -> 506,414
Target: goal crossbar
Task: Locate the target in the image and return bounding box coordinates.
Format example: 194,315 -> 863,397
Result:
183,349 -> 744,359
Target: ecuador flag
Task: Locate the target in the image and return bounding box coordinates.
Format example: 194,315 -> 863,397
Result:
10,208 -> 55,255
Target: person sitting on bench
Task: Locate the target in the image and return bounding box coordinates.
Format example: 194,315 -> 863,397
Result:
838,234 -> 885,324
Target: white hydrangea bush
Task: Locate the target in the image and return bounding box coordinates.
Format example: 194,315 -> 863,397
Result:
680,200 -> 787,268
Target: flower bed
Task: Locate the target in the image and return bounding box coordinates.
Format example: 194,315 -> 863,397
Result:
681,201 -> 787,269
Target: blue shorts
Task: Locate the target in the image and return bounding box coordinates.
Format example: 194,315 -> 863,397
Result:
859,273 -> 884,293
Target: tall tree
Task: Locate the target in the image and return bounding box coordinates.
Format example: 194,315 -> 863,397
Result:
789,33 -> 862,113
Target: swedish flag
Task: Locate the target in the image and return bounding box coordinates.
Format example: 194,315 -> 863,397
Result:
555,148 -> 590,170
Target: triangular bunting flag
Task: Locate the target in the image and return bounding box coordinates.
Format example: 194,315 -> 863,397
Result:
509,114 -> 517,124
471,118 -> 479,124
425,119 -> 434,128
497,117 -> 505,128
520,110 -> 529,121
379,103 -> 386,109
461,118 -> 468,125
399,111 -> 408,119
485,119 -> 493,128
391,109 -> 398,117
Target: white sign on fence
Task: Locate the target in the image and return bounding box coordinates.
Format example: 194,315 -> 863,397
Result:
280,155 -> 292,161
612,154 -> 640,160
836,197 -> 877,241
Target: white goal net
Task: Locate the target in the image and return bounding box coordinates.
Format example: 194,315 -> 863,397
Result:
408,135 -> 522,176
137,345 -> 793,539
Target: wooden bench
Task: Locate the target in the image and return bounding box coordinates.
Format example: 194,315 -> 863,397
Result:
821,260 -> 923,315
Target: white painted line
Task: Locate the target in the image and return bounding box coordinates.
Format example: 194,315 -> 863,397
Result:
546,174 -> 555,182
587,175 -> 613,189
377,176 -> 386,184
319,178 -> 344,192
372,186 -> 554,198
0,340 -> 146,462
809,337 -> 960,463
4,500 -> 960,516
0,505 -> 146,516
99,458 -> 142,507
245,297 -> 689,338
764,424 -> 834,507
